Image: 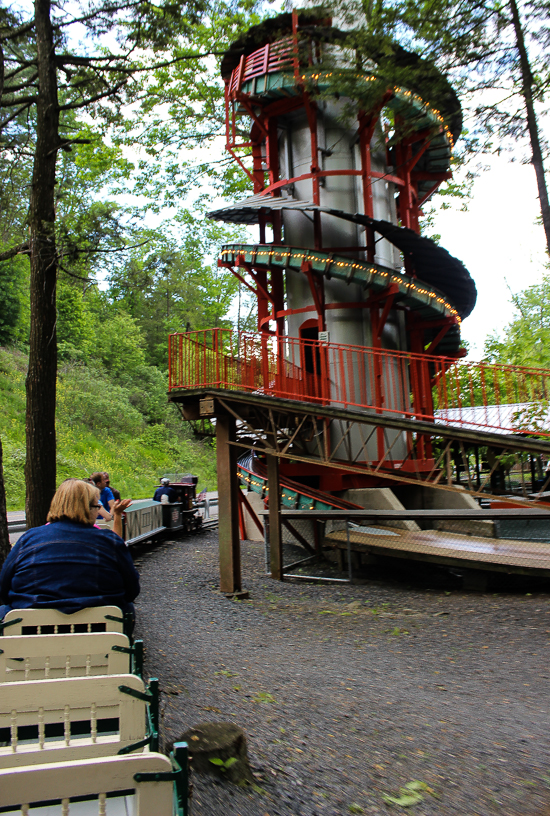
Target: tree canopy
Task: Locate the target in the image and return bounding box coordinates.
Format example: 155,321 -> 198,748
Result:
2,0 -> 550,528
485,275 -> 550,368
0,0 -> 261,525
330,0 -> 550,253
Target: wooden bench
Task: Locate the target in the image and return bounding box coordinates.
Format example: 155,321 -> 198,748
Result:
0,745 -> 189,815
0,673 -> 159,768
0,632 -> 136,681
0,606 -> 127,636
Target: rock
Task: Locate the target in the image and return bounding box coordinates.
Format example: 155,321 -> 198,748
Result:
181,721 -> 254,785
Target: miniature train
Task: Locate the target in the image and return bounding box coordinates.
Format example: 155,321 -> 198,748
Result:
122,475 -> 205,546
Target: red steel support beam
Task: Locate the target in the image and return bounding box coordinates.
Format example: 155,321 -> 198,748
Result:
367,283 -> 399,461
407,319 -> 434,459
252,139 -> 265,193
424,317 -> 457,356
302,260 -> 326,331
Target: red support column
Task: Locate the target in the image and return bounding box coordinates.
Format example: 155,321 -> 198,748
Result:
407,317 -> 433,460
267,116 -> 279,189
256,268 -> 269,331
252,140 -> 265,193
270,266 -> 285,338
369,304 -> 386,462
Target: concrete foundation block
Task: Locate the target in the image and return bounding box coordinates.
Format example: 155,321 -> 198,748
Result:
394,484 -> 495,539
339,488 -> 421,532
243,491 -> 264,541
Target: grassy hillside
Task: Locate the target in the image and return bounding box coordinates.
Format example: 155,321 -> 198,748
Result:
0,347 -> 217,510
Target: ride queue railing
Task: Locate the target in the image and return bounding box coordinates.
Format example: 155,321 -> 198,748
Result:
168,329 -> 550,438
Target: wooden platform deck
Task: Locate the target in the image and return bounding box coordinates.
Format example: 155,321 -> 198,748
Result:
324,525 -> 550,576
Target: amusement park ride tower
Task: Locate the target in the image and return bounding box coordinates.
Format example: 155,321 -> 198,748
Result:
206,7 -> 476,489
167,9 -> 550,591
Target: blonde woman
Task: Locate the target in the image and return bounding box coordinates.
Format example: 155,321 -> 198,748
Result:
0,479 -> 139,620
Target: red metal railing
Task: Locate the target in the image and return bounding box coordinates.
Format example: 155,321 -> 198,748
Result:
227,34 -> 319,97
169,330 -> 550,438
229,37 -> 298,95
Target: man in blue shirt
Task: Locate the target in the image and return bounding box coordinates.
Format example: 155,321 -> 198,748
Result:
153,478 -> 177,503
91,472 -> 115,516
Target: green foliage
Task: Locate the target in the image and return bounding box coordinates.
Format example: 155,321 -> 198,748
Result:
119,0 -> 265,209
209,757 -> 238,770
253,691 -> 276,704
56,279 -> 96,362
0,349 -> 28,504
381,780 -> 434,807
57,365 -> 146,436
95,312 -> 147,375
484,275 -> 550,368
107,216 -> 245,368
0,347 -> 217,510
0,258 -> 24,345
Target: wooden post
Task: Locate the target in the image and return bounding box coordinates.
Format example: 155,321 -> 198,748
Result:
216,414 -> 241,593
266,445 -> 283,580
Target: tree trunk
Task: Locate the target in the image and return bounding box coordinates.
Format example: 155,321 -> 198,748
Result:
0,438 -> 10,567
25,0 -> 59,527
509,0 -> 550,256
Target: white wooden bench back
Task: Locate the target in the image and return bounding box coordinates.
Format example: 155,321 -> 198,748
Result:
0,607 -> 125,636
0,633 -> 131,681
0,752 -> 174,813
0,673 -> 148,768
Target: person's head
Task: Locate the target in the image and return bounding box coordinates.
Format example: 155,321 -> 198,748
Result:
47,479 -> 101,525
103,472 -> 110,485
161,478 -> 170,486
91,471 -> 107,490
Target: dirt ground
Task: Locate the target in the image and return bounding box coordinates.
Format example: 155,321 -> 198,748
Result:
133,530 -> 550,816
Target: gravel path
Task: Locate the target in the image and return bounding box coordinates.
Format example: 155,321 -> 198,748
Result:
133,530 -> 550,816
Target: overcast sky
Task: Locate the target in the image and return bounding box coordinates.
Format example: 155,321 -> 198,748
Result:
429,155 -> 548,358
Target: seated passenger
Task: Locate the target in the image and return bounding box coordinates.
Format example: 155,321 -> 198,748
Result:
91,471 -> 115,518
104,471 -> 121,502
0,479 -> 139,620
153,478 -> 177,503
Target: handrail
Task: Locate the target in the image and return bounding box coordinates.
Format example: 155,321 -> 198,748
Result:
168,329 -> 550,438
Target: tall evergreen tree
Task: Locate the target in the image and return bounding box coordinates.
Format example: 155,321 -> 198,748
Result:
0,0 -> 227,525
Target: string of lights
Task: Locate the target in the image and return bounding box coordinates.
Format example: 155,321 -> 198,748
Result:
220,244 -> 461,323
235,65 -> 454,156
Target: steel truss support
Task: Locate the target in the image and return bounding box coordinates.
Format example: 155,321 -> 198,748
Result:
174,389 -> 550,589
206,392 -> 550,504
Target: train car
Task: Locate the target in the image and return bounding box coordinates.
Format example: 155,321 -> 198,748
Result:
122,476 -> 204,546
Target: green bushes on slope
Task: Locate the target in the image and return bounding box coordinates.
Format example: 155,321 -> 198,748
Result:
0,347 -> 216,510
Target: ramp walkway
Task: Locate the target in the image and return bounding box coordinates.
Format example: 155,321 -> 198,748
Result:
278,509 -> 550,578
